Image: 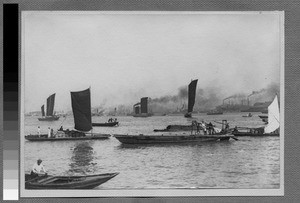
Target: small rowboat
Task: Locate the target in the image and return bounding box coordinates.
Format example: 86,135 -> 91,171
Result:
25,173 -> 119,189
92,122 -> 119,127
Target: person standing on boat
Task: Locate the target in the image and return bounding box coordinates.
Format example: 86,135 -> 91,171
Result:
201,121 -> 207,135
48,127 -> 51,138
37,126 -> 41,137
50,128 -> 54,138
31,159 -> 47,178
207,122 -> 214,135
225,123 -> 230,132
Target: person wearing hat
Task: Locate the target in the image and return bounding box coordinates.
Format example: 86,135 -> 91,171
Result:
31,159 -> 47,178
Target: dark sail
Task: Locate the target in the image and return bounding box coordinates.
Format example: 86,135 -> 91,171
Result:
133,103 -> 139,114
187,79 -> 198,113
46,93 -> 55,116
140,97 -> 148,113
71,88 -> 92,132
41,105 -> 45,117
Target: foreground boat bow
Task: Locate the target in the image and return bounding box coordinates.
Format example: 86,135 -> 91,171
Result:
25,172 -> 119,189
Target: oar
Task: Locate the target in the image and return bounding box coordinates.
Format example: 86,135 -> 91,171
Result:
52,116 -> 68,137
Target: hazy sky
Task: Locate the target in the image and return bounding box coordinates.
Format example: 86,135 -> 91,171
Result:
22,12 -> 281,112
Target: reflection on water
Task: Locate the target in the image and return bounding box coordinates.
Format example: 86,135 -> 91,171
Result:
68,141 -> 96,175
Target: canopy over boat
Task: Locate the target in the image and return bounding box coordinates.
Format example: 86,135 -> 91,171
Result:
71,88 -> 92,132
264,95 -> 280,133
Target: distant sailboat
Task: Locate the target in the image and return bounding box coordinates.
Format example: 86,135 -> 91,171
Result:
264,95 -> 280,134
232,95 -> 279,136
26,88 -> 110,141
133,97 -> 152,117
184,79 -> 198,118
38,94 -> 60,121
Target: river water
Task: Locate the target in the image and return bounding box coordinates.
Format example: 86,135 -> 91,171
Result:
24,112 -> 280,189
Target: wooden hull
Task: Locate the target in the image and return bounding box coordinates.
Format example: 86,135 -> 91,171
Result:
184,112 -> 192,118
92,122 -> 118,127
207,112 -> 223,115
25,134 -> 111,141
233,132 -> 279,137
25,173 -> 119,189
114,133 -> 234,144
38,116 -> 60,121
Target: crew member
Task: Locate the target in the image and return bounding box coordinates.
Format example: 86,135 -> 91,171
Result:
50,128 -> 54,138
31,159 -> 47,178
207,122 -> 214,135
201,121 -> 207,135
225,123 -> 230,132
48,127 -> 51,138
37,126 -> 41,137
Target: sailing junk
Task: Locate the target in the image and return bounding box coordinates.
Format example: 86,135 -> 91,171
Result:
71,88 -> 92,132
133,97 -> 152,117
184,79 -> 198,118
38,94 -> 60,121
25,88 -> 110,141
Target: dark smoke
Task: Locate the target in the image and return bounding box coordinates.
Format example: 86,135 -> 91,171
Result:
149,85 -> 225,113
249,83 -> 279,103
100,82 -> 280,115
178,86 -> 188,99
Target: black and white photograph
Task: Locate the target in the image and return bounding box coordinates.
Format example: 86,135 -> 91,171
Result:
21,11 -> 284,197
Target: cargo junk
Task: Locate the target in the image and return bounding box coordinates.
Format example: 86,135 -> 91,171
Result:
25,88 -> 110,141
114,119 -> 236,144
184,79 -> 198,118
38,94 -> 60,121
132,97 -> 152,117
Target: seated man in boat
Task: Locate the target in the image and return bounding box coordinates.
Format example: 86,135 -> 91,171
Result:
31,159 -> 47,178
232,126 -> 238,133
59,126 -> 63,131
